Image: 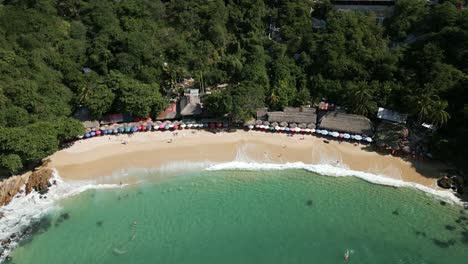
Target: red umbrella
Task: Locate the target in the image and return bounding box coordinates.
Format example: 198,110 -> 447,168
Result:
217,122 -> 223,128
140,125 -> 146,131
209,122 -> 215,128
95,130 -> 102,135
339,133 -> 344,138
173,124 -> 179,130
145,117 -> 152,122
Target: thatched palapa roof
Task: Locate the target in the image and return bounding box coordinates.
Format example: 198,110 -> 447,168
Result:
318,112 -> 373,136
267,107 -> 317,124
180,95 -> 202,116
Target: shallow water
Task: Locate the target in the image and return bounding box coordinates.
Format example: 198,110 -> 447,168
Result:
9,170 -> 468,263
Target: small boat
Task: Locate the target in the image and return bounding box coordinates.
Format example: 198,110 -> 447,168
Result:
344,249 -> 350,261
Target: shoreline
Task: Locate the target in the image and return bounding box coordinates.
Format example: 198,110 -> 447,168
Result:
0,130 -> 463,261
50,130 -> 445,188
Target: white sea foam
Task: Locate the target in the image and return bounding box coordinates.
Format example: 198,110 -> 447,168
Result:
0,170 -> 122,262
206,161 -> 463,205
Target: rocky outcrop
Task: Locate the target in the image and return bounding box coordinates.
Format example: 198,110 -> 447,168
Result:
25,167 -> 53,195
0,161 -> 54,206
437,177 -> 453,189
0,174 -> 28,206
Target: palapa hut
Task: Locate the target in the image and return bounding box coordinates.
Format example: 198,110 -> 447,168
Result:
266,107 -> 317,125
317,111 -> 373,136
256,107 -> 268,121
180,95 -> 202,118
156,101 -> 180,121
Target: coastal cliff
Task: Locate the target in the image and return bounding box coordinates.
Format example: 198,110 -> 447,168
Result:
0,163 -> 54,207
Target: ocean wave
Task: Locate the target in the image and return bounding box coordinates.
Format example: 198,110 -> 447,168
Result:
206,161 -> 463,205
0,170 -> 123,262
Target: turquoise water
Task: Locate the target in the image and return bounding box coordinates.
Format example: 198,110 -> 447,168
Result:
9,170 -> 468,263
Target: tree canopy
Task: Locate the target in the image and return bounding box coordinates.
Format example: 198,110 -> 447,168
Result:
0,0 -> 467,175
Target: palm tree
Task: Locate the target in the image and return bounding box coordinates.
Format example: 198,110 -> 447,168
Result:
412,93 -> 433,123
349,87 -> 377,117
430,100 -> 450,127
269,90 -> 280,108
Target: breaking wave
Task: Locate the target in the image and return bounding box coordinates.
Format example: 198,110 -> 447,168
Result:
206,161 -> 463,205
0,170 -> 123,262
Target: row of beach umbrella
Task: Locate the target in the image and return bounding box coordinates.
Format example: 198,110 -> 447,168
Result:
315,129 -> 372,142
78,121 -> 229,139
246,123 -> 372,143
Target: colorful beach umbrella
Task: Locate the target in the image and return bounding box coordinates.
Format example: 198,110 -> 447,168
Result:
321,130 -> 329,136
331,132 -> 339,137
275,126 -> 281,131
248,125 -> 254,130
311,129 -> 316,133
173,124 -> 179,130
343,133 -> 351,139
365,137 -> 372,143
90,131 -> 96,137
84,133 -> 90,138
131,126 -> 138,132
354,135 -> 363,141
295,127 -> 301,132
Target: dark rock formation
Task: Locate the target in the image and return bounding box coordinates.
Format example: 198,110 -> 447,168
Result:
437,177 -> 453,189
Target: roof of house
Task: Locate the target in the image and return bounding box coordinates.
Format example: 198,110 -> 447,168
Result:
156,102 -> 179,120
267,108 -> 317,124
180,95 -> 202,116
318,111 -> 373,136
82,120 -> 100,129
377,107 -> 407,124
256,107 -> 268,121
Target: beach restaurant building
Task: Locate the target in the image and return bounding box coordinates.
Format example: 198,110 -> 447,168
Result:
317,111 -> 373,137
257,107 -> 317,128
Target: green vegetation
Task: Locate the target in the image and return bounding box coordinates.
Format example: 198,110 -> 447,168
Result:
0,0 -> 467,175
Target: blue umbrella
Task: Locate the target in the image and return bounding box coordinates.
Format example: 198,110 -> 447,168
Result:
146,125 -> 152,130
113,129 -> 118,134
90,131 -> 96,137
84,133 -> 90,138
118,127 -> 125,133
131,126 -> 138,132
285,127 -> 290,132
103,130 -> 108,135
223,122 -> 229,128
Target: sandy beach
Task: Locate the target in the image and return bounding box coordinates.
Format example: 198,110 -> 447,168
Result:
48,130 -> 445,188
